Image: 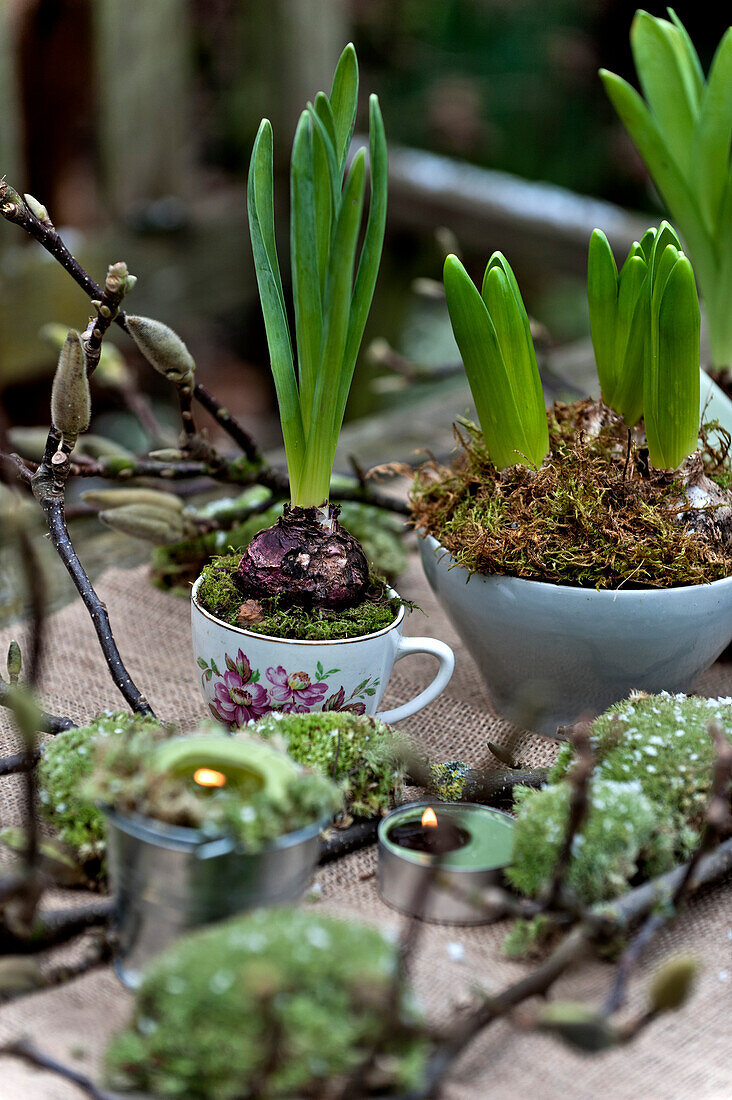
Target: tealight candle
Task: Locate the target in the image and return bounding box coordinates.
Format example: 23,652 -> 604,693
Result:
378,801 -> 515,925
193,767 -> 228,789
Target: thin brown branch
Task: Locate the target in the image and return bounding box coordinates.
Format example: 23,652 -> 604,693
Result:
603,725 -> 732,1015
542,722 -> 594,909
0,1038 -> 124,1100
0,897 -> 113,955
193,381 -> 262,463
0,683 -> 75,738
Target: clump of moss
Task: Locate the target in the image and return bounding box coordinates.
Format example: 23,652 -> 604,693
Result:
37,710 -> 162,871
412,403 -> 732,589
251,712 -> 406,818
105,908 -> 428,1099
507,779 -> 658,904
198,555 -> 401,639
551,692 -> 732,867
426,759 -> 473,802
88,721 -> 342,851
502,915 -> 558,960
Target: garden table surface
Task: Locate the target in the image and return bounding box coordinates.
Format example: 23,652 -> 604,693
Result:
0,544 -> 730,1100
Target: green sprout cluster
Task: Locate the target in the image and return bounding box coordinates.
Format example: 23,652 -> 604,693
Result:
105,908 -> 427,1099
249,44 -> 387,509
37,710 -> 161,868
588,222 -> 700,469
251,711 -> 406,818
601,10 -> 732,369
444,217 -> 705,477
443,252 -> 549,471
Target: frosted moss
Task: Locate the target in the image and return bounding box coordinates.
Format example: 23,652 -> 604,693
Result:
105,908 -> 427,1099
551,692 -> 732,867
251,711 -> 405,818
507,779 -> 658,904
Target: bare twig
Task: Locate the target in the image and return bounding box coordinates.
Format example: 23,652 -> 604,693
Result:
0,184 -> 261,463
0,1038 -> 124,1100
0,898 -> 114,955
542,723 -> 593,909
0,683 -> 75,737
193,381 -> 262,463
603,725 -> 732,1015
19,256 -> 154,717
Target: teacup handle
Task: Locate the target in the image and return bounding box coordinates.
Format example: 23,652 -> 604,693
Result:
377,637 -> 455,724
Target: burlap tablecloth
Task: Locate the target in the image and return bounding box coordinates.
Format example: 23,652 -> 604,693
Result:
0,549 -> 730,1099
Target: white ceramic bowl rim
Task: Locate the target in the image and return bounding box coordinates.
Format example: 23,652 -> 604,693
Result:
422,533 -> 732,599
191,575 -> 406,645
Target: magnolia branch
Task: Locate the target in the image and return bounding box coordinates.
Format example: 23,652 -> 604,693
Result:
0,183 -> 259,460
28,270 -> 154,717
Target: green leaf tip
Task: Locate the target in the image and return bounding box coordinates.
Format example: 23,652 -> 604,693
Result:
248,44 -> 385,508
602,11 -> 732,366
443,253 -> 548,471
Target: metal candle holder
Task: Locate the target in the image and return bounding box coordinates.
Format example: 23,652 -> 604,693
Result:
377,801 -> 515,925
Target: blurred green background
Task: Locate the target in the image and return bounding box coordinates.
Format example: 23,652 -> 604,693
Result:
0,0 -> 728,434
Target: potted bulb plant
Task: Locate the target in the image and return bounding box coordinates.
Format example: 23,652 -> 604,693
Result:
191,45 -> 454,726
414,225 -> 732,733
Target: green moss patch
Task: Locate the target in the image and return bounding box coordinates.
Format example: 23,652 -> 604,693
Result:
88,721 -> 342,851
105,908 -> 428,1099
198,555 -> 402,639
37,710 -> 162,872
252,712 -> 406,819
550,691 -> 732,868
412,402 -> 732,589
505,691 -> 732,932
507,779 -> 658,904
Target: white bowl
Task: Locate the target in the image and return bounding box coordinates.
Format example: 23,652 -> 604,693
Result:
418,534 -> 732,733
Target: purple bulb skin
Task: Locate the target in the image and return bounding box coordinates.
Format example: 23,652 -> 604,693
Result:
237,504 -> 369,610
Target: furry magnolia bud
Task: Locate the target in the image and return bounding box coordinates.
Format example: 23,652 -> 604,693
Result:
82,488 -> 184,514
50,330 -> 90,448
6,641 -> 21,682
126,316 -> 195,384
23,192 -> 50,223
148,448 -> 186,462
648,955 -> 698,1014
98,504 -> 195,545
536,1002 -> 616,1053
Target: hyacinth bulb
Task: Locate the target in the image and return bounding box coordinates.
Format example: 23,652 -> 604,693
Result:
237,505 -> 369,610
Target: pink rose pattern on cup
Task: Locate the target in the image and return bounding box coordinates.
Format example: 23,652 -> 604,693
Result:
198,650 -> 380,727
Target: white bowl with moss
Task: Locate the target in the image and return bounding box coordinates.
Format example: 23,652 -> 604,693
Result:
191,561 -> 454,728
419,534 -> 732,734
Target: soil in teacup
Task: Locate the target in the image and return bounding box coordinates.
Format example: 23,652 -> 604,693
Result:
412,400 -> 732,590
198,556 -> 405,640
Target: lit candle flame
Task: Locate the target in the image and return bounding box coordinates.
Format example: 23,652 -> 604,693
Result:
193,767 -> 227,788
421,807 -> 438,828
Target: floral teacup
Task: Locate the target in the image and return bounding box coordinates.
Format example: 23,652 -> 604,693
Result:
191,578 -> 454,727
